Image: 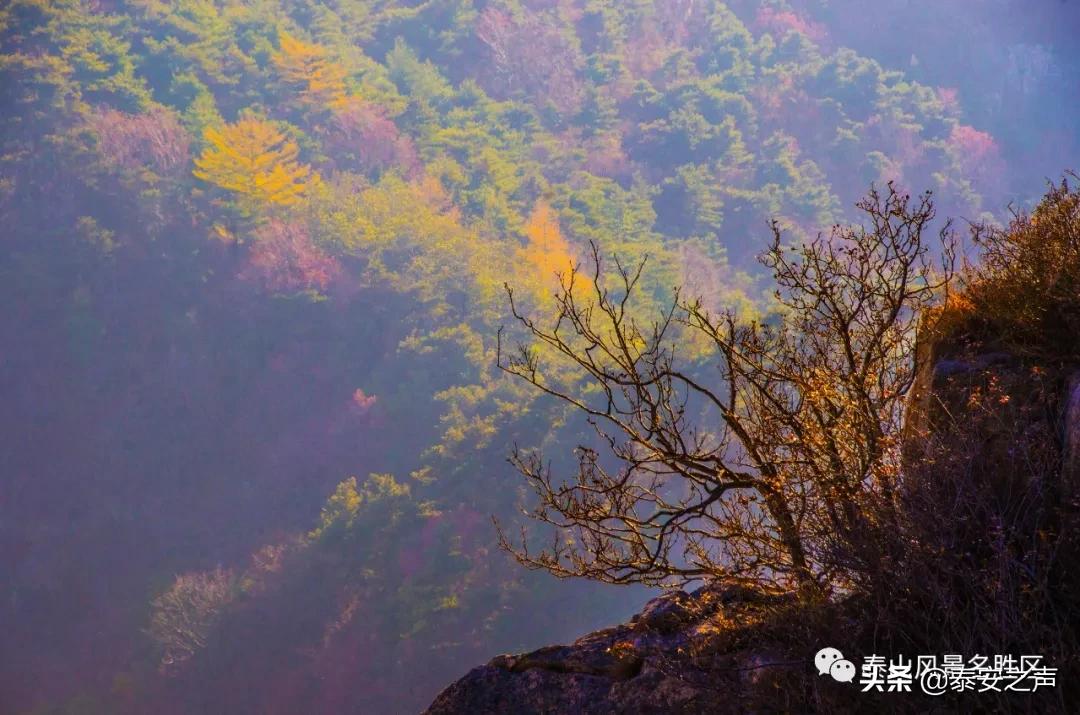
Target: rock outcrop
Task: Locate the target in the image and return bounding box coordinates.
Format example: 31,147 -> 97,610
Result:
903,313 -> 1080,539
423,583 -> 801,715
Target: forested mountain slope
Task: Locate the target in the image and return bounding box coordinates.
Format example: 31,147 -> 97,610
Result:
0,1 -> 1075,713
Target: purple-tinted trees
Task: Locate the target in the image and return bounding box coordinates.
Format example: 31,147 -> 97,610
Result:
475,8 -> 584,115
319,101 -> 419,177
85,106 -> 191,177
241,219 -> 339,293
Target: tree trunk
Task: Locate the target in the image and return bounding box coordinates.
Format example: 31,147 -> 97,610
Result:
761,486 -> 813,588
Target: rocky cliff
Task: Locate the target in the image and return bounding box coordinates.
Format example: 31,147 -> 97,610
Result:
902,313 -> 1080,545
426,313 -> 1080,715
423,582 -> 812,715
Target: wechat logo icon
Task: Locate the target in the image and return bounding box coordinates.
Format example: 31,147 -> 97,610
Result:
815,647 -> 856,683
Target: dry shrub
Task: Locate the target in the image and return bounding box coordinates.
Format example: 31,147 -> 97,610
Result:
497,183 -> 956,593
145,567 -> 240,674
964,171 -> 1080,357
806,174 -> 1080,713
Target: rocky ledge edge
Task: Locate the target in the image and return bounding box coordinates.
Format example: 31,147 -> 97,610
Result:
423,582 -> 803,715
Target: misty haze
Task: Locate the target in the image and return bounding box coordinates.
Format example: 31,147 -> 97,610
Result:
1,1 -> 1078,713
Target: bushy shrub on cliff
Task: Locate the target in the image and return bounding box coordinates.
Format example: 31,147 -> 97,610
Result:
962,171 -> 1080,357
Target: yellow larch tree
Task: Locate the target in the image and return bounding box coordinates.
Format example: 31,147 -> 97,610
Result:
522,199 -> 576,294
193,117 -> 320,215
518,199 -> 648,361
271,31 -> 350,111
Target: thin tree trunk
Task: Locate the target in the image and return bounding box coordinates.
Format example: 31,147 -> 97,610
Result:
761,486 -> 813,588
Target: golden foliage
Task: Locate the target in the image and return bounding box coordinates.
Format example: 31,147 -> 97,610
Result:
308,174 -> 518,323
308,474 -> 415,541
192,117 -> 319,209
210,222 -> 235,243
606,640 -> 638,661
923,289 -> 977,340
522,199 -> 575,294
964,173 -> 1080,350
272,31 -> 350,110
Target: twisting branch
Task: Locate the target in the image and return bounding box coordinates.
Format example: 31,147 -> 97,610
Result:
496,183 -> 956,593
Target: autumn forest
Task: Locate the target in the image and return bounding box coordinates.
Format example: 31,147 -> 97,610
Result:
1,0 -> 1078,713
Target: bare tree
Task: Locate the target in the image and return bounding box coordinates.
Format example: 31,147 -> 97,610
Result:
146,567 -> 240,674
475,8 -> 584,114
496,183 -> 955,593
